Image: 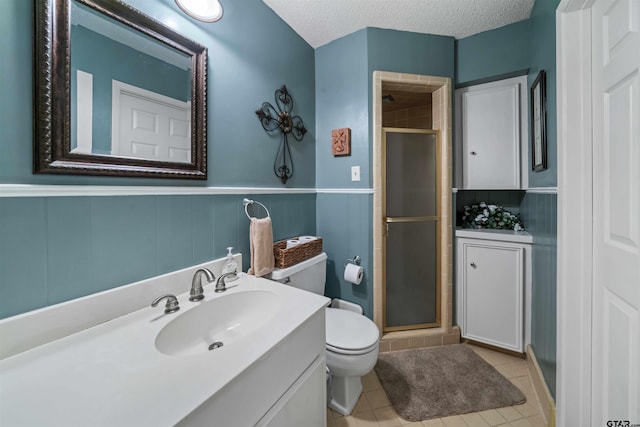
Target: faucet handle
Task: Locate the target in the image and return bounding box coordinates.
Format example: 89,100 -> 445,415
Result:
151,294 -> 180,314
215,272 -> 236,293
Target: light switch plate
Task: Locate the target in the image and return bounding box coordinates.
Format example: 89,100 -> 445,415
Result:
351,166 -> 361,181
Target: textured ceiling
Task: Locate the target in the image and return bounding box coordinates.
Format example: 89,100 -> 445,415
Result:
262,0 -> 534,48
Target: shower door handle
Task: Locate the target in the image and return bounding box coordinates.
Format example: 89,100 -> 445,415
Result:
384,216 -> 440,238
384,216 -> 438,237
384,216 -> 438,223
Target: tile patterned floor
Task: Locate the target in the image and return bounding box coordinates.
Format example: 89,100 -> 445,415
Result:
326,344 -> 546,427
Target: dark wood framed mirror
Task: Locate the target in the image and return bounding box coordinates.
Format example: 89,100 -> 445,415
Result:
34,0 -> 208,179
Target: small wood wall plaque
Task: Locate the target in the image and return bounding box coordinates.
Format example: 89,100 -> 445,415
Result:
331,128 -> 351,156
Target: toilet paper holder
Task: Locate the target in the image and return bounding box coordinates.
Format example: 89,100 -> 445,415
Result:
344,256 -> 361,266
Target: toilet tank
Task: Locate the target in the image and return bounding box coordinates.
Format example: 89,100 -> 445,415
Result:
267,253 -> 327,295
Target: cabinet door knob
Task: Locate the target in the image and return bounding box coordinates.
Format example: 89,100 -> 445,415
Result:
470,151 -> 477,155
470,262 -> 477,268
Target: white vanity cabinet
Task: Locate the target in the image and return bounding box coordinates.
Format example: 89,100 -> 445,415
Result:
180,308 -> 328,427
260,357 -> 326,427
0,261 -> 330,427
455,75 -> 529,190
456,230 -> 532,353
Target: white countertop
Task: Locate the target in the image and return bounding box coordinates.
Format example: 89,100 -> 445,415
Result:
455,228 -> 533,244
0,275 -> 329,427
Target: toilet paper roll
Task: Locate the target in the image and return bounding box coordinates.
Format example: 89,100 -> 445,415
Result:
344,263 -> 364,285
286,239 -> 301,249
298,235 -> 317,242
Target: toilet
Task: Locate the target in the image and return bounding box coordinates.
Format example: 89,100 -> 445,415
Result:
267,253 -> 379,415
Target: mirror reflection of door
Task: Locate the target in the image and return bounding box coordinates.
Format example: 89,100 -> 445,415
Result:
112,81 -> 191,163
383,128 -> 441,332
70,0 -> 192,162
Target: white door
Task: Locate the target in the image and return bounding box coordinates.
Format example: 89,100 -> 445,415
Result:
591,0 -> 640,423
112,81 -> 191,163
459,79 -> 522,190
460,241 -> 524,352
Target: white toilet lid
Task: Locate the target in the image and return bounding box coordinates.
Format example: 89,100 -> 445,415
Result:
325,308 -> 379,352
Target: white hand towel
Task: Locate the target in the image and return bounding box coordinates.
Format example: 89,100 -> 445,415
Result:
248,217 -> 274,277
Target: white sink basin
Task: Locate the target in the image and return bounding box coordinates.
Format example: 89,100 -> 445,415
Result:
155,289 -> 281,356
0,266 -> 330,427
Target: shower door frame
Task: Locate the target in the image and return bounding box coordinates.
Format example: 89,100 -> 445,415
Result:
382,127 -> 442,332
372,71 -> 453,341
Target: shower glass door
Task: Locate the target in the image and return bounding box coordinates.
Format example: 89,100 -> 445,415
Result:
383,128 -> 440,331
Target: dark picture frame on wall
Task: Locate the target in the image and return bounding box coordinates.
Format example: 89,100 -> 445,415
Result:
530,70 -> 547,172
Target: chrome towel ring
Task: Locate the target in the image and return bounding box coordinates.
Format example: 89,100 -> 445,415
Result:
243,198 -> 270,219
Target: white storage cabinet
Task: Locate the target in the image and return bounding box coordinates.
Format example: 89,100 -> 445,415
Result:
456,231 -> 532,353
455,75 -> 529,190
259,357 -> 326,427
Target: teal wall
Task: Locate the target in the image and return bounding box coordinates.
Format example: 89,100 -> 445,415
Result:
0,0 -> 317,318
315,29 -> 454,318
0,194 -> 315,319
528,0 -> 558,187
72,26 -> 190,103
314,28 -> 454,190
71,25 -> 190,155
315,30 -> 369,189
525,0 -> 559,397
0,0 -> 33,186
521,192 -> 557,397
455,20 -> 530,86
315,30 -> 371,315
0,0 -> 316,188
367,28 -> 454,81
455,0 -> 559,398
366,27 -> 455,179
317,194 -> 372,316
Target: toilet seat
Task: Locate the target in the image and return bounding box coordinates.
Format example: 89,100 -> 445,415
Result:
325,308 -> 379,355
326,342 -> 378,356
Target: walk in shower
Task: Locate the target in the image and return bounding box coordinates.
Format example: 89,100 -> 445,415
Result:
372,72 -> 453,341
383,129 -> 441,331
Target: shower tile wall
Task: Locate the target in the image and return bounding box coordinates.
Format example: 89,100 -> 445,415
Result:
0,193 -> 316,319
382,105 -> 432,129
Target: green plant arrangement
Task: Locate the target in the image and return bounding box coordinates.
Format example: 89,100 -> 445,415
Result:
460,202 -> 525,231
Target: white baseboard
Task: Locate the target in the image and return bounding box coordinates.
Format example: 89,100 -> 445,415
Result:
526,345 -> 556,427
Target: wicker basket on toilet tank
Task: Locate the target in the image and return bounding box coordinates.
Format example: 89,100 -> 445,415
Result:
273,237 -> 323,269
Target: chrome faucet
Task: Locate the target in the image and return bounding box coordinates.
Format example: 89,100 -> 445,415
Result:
215,272 -> 236,293
190,268 -> 215,301
151,294 -> 180,314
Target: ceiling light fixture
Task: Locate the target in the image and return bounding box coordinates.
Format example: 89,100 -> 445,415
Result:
175,0 -> 223,22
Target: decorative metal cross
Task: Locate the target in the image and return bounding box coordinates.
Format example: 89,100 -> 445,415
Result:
255,85 -> 307,184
